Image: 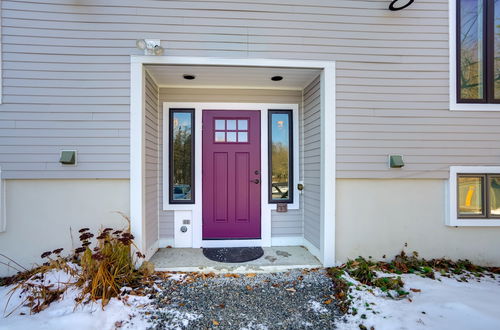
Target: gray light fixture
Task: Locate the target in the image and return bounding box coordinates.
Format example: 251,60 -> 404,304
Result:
136,39 -> 164,55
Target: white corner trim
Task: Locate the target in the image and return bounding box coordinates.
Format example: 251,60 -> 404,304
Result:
449,0 -> 500,111
130,62 -> 146,254
448,166 -> 500,226
320,63 -> 336,267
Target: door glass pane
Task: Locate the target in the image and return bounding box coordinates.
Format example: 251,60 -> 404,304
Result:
215,131 -> 225,142
238,120 -> 248,130
490,177 -> 500,216
270,112 -> 291,201
227,131 -> 237,142
215,120 -> 225,130
238,131 -> 248,142
171,111 -> 193,201
458,176 -> 484,216
460,0 -> 484,100
227,120 -> 237,130
494,1 -> 500,98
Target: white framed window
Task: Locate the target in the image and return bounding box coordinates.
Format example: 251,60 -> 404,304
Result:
449,0 -> 500,111
448,166 -> 500,226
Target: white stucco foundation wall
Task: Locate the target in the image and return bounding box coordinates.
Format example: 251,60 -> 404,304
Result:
336,179 -> 500,266
0,179 -> 129,277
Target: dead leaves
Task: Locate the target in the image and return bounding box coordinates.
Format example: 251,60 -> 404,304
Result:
323,299 -> 333,305
410,288 -> 421,293
212,320 -> 220,326
285,287 -> 296,293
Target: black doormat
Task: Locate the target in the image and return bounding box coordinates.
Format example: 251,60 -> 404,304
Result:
202,247 -> 264,263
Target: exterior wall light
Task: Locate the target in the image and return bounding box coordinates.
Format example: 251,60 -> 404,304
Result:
136,39 -> 164,55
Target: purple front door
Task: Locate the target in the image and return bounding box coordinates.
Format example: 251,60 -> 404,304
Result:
202,110 -> 261,239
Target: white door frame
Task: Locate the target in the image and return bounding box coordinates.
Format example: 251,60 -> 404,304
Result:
130,56 -> 336,266
163,102 -> 300,249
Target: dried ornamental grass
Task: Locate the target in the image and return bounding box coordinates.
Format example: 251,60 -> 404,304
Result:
74,215 -> 145,307
2,213 -> 148,315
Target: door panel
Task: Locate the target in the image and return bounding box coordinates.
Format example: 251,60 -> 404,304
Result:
202,110 -> 261,239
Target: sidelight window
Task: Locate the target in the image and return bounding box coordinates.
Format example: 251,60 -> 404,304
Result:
169,109 -> 194,204
268,110 -> 293,203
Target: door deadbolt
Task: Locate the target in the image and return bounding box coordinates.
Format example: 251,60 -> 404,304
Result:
254,170 -> 260,175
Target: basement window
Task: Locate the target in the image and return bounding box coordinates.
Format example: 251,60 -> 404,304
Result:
169,109 -> 194,204
448,166 -> 500,225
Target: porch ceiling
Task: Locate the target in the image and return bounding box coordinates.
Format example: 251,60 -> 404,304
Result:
145,64 -> 321,90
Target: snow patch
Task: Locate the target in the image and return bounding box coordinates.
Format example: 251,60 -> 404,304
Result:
309,300 -> 328,314
341,273 -> 500,330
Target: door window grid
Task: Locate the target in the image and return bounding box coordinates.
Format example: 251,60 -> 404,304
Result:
214,119 -> 249,143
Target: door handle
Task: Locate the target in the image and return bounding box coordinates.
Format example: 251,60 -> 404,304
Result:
250,179 -> 260,184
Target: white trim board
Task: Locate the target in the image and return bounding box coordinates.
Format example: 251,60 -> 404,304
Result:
130,56 -> 336,267
163,102 -> 300,249
448,166 -> 500,226
449,0 -> 500,111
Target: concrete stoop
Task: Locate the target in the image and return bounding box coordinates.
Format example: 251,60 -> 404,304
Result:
149,246 -> 322,273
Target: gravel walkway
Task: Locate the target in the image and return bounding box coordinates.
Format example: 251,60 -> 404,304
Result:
146,269 -> 341,329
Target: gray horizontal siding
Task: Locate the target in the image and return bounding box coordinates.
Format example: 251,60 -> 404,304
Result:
157,87 -> 303,239
144,72 -> 159,251
303,77 -> 321,249
0,0 -> 499,180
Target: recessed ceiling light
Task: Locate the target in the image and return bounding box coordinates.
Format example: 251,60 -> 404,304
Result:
183,74 -> 196,80
271,75 -> 283,81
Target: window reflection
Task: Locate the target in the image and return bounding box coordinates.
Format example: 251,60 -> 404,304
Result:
495,0 -> 500,98
171,111 -> 193,202
490,177 -> 500,216
270,111 -> 292,202
460,0 -> 484,99
458,176 -> 484,216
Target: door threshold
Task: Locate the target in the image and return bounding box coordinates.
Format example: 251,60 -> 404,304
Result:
201,239 -> 264,248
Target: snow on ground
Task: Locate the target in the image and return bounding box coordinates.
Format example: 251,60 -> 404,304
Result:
1,268 -> 499,330
308,299 -> 329,314
342,272 -> 500,330
0,268 -> 152,330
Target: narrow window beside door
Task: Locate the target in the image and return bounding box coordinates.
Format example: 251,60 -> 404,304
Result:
169,108 -> 195,204
268,110 -> 293,203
